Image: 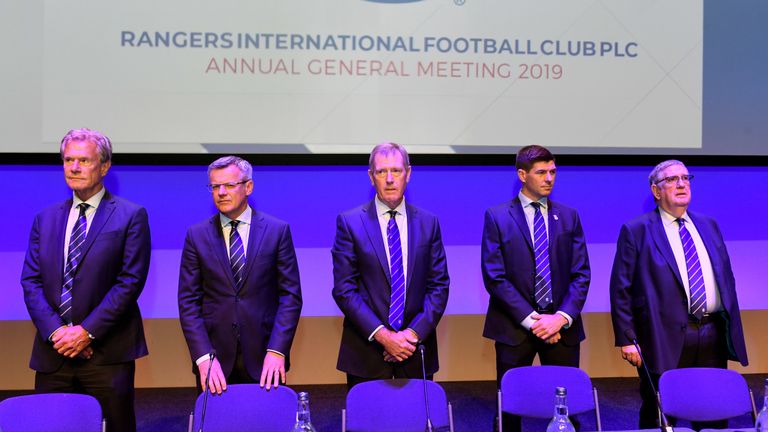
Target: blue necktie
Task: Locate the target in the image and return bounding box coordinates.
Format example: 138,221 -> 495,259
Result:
60,203 -> 89,324
678,218 -> 707,319
531,202 -> 552,309
229,220 -> 245,291
387,210 -> 405,331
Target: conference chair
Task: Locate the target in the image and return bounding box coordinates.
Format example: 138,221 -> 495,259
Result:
0,393 -> 104,432
498,365 -> 601,431
342,378 -> 454,432
658,367 -> 756,426
187,384 -> 298,432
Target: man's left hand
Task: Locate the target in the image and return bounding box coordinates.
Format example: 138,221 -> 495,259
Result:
260,352 -> 286,390
531,314 -> 567,341
52,325 -> 91,358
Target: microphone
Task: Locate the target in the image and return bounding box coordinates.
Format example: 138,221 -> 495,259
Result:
624,330 -> 673,432
198,350 -> 217,432
418,345 -> 434,432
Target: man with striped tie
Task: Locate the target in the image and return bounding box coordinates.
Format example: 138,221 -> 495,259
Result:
610,160 -> 748,429
178,156 -> 302,395
21,128 -> 151,432
481,145 -> 591,432
332,142 -> 450,387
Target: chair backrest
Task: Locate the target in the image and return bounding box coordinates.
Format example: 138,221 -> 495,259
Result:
659,367 -> 754,422
0,393 -> 103,432
190,384 -> 298,432
345,379 -> 452,432
500,365 -> 596,418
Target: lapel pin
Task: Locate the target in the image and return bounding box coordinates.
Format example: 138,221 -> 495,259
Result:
553,214 -> 559,221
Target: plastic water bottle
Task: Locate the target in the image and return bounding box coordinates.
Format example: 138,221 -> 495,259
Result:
291,391 -> 317,432
756,378 -> 768,432
546,386 -> 576,432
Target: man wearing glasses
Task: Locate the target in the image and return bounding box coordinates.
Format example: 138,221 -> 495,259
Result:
610,160 -> 748,429
178,156 -> 302,395
332,142 -> 449,387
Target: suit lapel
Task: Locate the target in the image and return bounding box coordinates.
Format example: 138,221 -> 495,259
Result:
52,200 -> 72,286
206,214 -> 238,290
688,212 -> 725,288
509,197 -> 534,251
405,203 -> 418,290
650,209 -> 685,289
76,192 -> 116,271
362,200 -> 390,283
240,210 -> 266,290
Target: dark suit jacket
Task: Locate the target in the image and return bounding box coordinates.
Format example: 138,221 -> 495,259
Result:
610,208 -> 748,374
178,209 -> 302,378
21,191 -> 151,373
332,201 -> 450,377
481,197 -> 591,347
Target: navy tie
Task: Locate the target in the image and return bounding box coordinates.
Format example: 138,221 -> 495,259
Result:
531,202 -> 552,309
60,203 -> 89,324
229,220 -> 245,290
678,218 -> 707,319
387,210 -> 405,331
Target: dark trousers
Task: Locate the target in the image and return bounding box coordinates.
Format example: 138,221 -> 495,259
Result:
35,359 -> 136,432
195,343 -> 257,394
346,367 -> 433,391
638,314 -> 728,431
496,335 -> 581,432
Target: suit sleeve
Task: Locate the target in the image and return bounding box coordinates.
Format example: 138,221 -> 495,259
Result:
405,217 -> 450,340
21,214 -> 65,339
481,209 -> 533,322
331,213 -> 385,337
266,224 -> 303,354
557,213 -> 591,320
610,223 -> 638,347
177,228 -> 214,361
81,207 -> 151,339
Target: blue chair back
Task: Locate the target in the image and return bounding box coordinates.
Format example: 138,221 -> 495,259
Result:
0,393 -> 102,432
500,365 -> 596,418
191,384 -> 298,432
345,379 -> 451,432
659,367 -> 754,422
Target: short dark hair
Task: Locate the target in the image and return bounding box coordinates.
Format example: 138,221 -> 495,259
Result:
515,145 -> 554,171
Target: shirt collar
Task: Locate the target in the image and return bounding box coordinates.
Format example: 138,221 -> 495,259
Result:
518,190 -> 548,210
220,206 -> 252,228
72,187 -> 106,210
375,196 -> 406,217
659,207 -> 690,227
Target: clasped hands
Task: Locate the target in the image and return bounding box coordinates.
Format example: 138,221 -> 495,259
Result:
375,328 -> 419,363
531,313 -> 567,344
52,325 -> 93,359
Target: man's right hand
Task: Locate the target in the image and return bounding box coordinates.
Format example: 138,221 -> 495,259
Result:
374,328 -> 417,362
621,344 -> 642,367
199,357 -> 227,395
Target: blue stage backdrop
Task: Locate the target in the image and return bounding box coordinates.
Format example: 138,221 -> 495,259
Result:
2,164 -> 766,320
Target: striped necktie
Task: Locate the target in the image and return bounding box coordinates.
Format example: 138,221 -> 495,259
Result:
531,202 -> 552,309
387,210 -> 405,331
678,218 -> 707,319
229,220 -> 245,291
60,203 -> 89,324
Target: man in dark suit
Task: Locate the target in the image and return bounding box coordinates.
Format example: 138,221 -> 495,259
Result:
332,142 -> 450,387
21,128 -> 151,432
610,159 -> 748,429
481,145 -> 590,431
178,156 -> 302,395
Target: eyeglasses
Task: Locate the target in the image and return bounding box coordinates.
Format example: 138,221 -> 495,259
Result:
206,180 -> 249,192
372,168 -> 405,179
655,174 -> 694,185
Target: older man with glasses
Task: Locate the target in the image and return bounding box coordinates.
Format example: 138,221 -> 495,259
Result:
178,156 -> 303,395
610,159 -> 748,430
